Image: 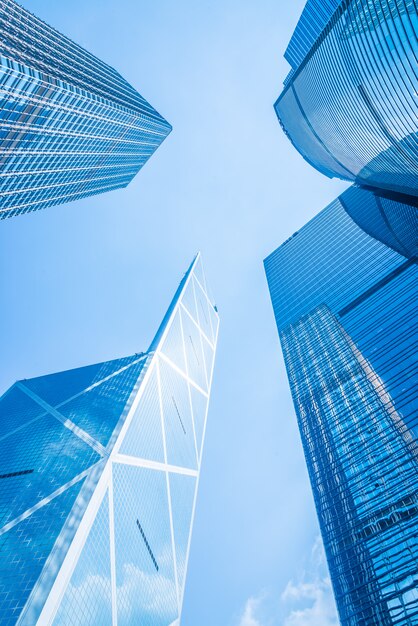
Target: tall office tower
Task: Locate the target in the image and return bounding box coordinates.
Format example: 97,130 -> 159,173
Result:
0,254 -> 218,626
0,0 -> 171,220
275,0 -> 418,198
265,194 -> 418,625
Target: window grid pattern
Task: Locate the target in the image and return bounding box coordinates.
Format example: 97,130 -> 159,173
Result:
52,491 -> 112,626
0,0 -> 172,219
0,255 -> 218,625
281,306 -> 418,625
0,354 -> 147,626
0,481 -> 85,626
276,0 -> 418,198
265,197 -> 418,625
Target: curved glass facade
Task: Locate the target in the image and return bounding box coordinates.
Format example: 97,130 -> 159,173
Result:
265,199 -> 418,625
340,185 -> 418,259
275,0 -> 418,197
0,254 -> 219,625
0,0 -> 172,219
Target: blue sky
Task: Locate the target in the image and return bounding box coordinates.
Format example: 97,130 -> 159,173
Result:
0,1 -> 348,624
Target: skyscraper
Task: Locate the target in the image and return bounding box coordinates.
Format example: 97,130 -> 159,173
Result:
265,194 -> 418,624
0,0 -> 172,220
0,253 -> 218,626
275,0 -> 418,198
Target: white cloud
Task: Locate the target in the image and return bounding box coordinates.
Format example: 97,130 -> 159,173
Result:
56,544 -> 178,626
236,538 -> 338,626
238,594 -> 263,626
281,577 -> 338,626
281,537 -> 339,626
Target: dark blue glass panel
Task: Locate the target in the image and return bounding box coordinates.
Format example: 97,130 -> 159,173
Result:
279,306 -> 418,624
0,412 -> 99,527
265,191 -> 418,625
343,265 -> 418,436
340,185 -> 418,259
56,359 -> 145,446
275,0 -> 418,197
264,198 -> 403,329
284,0 -> 340,69
0,386 -> 44,440
0,0 -> 171,220
23,355 -> 142,409
0,480 -> 84,626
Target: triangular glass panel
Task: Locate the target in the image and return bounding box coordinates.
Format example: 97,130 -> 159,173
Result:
0,385 -> 45,440
160,309 -> 186,374
158,358 -> 197,470
180,309 -> 207,393
23,355 -> 140,409
192,276 -> 214,343
58,359 -> 146,447
119,364 -> 165,463
201,334 -> 215,386
112,463 -> 178,626
0,479 -> 84,626
190,386 -> 208,459
180,278 -> 198,324
168,472 -> 197,597
0,413 -> 100,528
54,490 -> 112,626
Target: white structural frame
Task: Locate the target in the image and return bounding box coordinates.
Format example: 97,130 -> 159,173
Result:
24,253 -> 219,626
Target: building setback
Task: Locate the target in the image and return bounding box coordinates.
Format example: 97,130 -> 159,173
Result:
0,253 -> 218,625
265,193 -> 418,625
275,0 -> 418,198
0,0 -> 172,219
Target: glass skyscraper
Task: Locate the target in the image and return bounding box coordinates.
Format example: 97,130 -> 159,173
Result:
0,0 -> 172,219
0,253 -> 218,626
265,194 -> 418,625
275,0 -> 418,198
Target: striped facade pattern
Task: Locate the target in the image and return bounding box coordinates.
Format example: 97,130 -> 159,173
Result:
276,0 -> 418,198
0,0 -> 171,219
265,198 -> 418,625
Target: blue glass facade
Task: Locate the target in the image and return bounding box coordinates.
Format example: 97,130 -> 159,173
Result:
0,0 -> 172,219
0,254 -> 219,625
265,199 -> 418,624
284,0 -> 340,71
275,0 -> 418,198
340,185 -> 418,259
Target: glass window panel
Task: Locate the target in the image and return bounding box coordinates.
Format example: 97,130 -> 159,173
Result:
112,463 -> 178,626
168,473 -> 196,596
0,480 -> 84,626
119,365 -> 164,463
53,490 -> 112,626
158,359 -> 197,470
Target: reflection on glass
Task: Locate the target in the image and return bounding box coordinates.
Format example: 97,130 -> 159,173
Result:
0,255 -> 218,625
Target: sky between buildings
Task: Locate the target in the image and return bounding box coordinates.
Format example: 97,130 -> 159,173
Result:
0,1 -> 348,624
